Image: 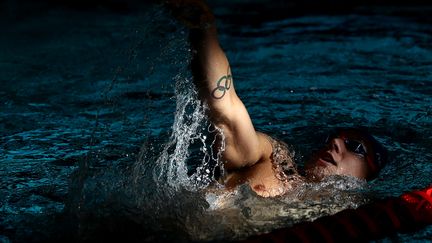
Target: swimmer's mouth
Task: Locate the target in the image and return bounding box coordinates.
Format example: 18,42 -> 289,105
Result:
320,152 -> 337,166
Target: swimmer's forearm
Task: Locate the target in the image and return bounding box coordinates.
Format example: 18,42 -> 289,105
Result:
166,0 -> 230,108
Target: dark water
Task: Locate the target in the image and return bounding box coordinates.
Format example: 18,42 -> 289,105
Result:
1,2 -> 431,242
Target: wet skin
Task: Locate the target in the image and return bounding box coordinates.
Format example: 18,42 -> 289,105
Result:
305,137 -> 373,181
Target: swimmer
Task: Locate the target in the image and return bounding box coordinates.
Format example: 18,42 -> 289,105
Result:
165,0 -> 388,197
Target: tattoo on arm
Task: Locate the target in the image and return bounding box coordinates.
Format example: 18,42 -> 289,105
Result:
211,66 -> 232,99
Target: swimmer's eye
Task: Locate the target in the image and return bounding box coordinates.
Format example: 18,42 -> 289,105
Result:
325,132 -> 367,157
344,139 -> 367,157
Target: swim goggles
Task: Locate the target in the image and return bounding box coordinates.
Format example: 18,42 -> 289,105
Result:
325,132 -> 368,157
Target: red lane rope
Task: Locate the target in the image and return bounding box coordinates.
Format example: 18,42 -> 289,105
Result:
376,201 -> 401,229
312,221 -> 334,243
354,208 -> 380,235
290,226 -> 310,243
242,185 -> 432,243
411,191 -> 432,210
335,215 -> 358,238
400,186 -> 432,224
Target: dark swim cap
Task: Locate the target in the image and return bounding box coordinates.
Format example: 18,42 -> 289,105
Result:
332,127 -> 388,179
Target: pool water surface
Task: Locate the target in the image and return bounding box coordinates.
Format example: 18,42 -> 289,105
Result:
0,1 -> 431,242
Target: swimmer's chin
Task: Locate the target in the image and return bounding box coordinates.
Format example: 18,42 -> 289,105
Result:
304,168 -> 369,185
304,157 -> 335,182
305,171 -> 324,182
304,166 -> 333,182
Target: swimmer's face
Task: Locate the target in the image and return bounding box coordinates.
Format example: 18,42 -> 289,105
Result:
305,130 -> 375,181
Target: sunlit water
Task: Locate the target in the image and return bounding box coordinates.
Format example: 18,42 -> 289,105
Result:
1,3 -> 431,242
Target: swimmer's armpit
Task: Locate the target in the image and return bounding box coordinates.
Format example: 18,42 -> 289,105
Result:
211,66 -> 232,99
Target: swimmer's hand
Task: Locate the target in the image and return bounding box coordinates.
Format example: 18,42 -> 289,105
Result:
164,0 -> 215,29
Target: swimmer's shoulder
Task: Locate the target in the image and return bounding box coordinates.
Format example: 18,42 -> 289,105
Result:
256,131 -> 274,160
256,131 -> 291,156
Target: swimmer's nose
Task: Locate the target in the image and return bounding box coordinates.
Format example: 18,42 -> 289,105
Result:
332,139 -> 339,153
330,138 -> 346,161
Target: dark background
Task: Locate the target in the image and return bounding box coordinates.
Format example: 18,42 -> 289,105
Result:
2,0 -> 432,17
2,0 -> 432,36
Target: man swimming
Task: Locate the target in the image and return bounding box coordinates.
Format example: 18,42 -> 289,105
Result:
165,0 -> 387,197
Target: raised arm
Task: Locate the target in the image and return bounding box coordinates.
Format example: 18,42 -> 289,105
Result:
165,0 -> 272,171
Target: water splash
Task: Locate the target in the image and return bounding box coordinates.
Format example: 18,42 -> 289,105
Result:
151,74 -> 226,191
153,77 -> 204,188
